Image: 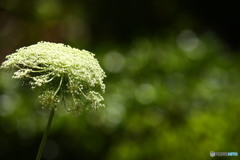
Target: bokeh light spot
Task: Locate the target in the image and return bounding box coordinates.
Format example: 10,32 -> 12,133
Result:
135,83 -> 156,105
0,94 -> 17,116
177,30 -> 206,60
103,51 -> 126,73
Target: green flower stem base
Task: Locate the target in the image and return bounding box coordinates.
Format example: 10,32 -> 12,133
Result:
36,109 -> 55,160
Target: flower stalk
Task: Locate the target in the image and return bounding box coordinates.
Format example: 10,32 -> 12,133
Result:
36,109 -> 55,160
36,76 -> 63,160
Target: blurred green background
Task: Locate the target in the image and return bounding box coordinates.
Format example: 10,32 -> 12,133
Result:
1,0 -> 240,160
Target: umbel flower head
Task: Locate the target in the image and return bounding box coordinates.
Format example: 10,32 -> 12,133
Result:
1,41 -> 106,115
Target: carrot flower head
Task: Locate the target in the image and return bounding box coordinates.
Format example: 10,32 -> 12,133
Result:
1,41 -> 106,115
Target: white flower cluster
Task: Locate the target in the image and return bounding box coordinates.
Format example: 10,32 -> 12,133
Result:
1,41 -> 106,114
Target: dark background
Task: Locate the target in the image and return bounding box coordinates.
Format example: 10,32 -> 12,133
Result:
1,0 -> 240,160
1,0 -> 240,56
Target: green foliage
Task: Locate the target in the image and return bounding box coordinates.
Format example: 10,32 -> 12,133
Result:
1,34 -> 240,160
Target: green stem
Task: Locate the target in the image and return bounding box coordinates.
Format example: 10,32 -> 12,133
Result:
36,76 -> 63,160
54,76 -> 63,96
36,109 -> 55,160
